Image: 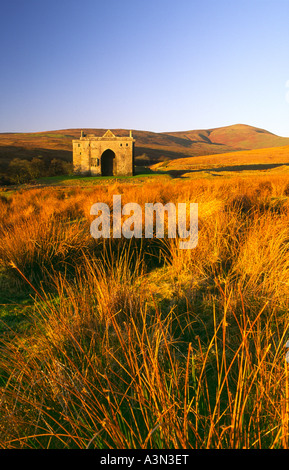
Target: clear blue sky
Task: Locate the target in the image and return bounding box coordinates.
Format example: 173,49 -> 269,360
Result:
1,0 -> 289,136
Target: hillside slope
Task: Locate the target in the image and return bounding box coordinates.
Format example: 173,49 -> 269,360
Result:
151,144 -> 289,176
0,124 -> 288,168
165,124 -> 289,150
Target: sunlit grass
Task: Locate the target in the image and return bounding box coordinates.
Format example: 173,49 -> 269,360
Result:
0,174 -> 288,448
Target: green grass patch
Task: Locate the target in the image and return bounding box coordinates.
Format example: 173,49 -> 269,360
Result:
36,171 -> 169,186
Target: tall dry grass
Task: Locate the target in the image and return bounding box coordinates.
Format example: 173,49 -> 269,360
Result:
0,174 -> 288,448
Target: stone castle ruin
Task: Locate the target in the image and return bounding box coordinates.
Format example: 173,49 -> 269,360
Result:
73,129 -> 135,176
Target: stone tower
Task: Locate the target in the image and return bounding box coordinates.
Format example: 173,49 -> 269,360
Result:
73,129 -> 135,176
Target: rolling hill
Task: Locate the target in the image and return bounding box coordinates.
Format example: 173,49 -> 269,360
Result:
165,124 -> 289,150
151,144 -> 289,178
0,124 -> 289,169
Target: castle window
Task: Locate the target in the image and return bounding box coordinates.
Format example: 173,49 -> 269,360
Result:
120,143 -> 122,147
78,144 -> 81,147
91,158 -> 99,167
126,143 -> 129,147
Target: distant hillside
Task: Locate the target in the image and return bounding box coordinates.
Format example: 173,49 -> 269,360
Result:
165,124 -> 289,151
0,124 -> 289,169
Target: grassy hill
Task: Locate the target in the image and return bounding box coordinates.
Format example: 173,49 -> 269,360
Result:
166,124 -> 289,150
151,144 -> 289,178
1,124 -> 289,170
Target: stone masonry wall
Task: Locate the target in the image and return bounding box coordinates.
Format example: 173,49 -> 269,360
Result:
73,130 -> 135,176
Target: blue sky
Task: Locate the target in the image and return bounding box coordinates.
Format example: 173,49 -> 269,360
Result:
1,0 -> 289,135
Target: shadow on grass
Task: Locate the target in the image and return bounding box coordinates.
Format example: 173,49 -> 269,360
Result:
160,163 -> 289,178
0,235 -> 170,333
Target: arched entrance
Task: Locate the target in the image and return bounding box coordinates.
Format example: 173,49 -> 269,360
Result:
101,149 -> 115,176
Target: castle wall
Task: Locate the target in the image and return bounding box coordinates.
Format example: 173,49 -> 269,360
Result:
72,131 -> 134,176
73,140 -> 91,175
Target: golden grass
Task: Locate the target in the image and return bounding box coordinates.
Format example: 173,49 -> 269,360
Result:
0,174 -> 288,448
152,145 -> 289,171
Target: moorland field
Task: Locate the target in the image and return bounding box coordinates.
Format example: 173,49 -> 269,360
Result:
0,125 -> 289,449
1,123 -> 289,169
